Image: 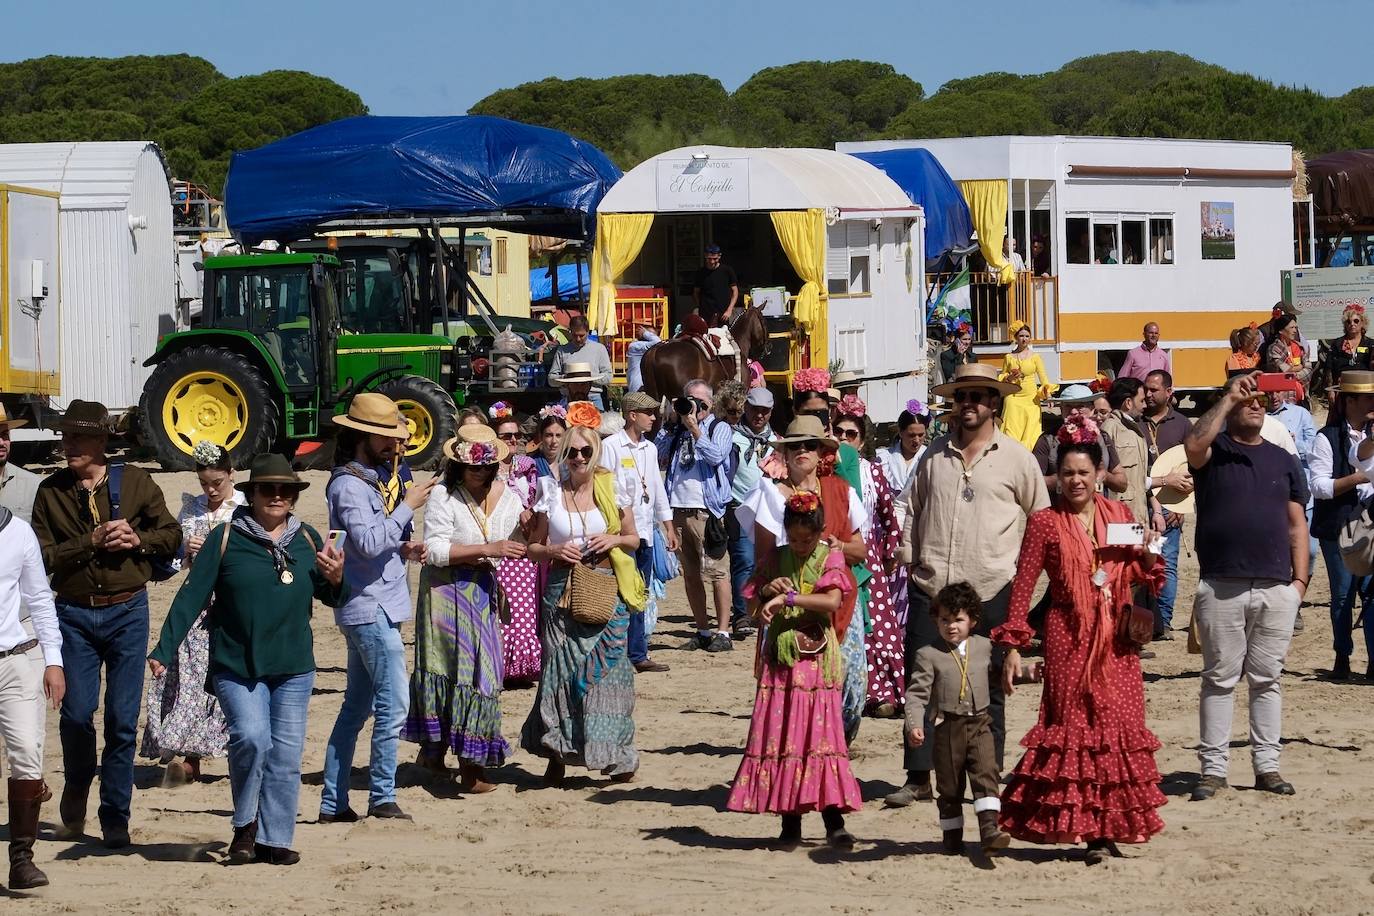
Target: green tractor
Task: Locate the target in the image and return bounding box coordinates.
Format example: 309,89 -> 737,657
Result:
140,251 -> 459,470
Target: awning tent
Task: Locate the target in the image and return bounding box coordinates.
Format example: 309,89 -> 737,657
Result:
225,116 -> 622,245
1307,149 -> 1374,233
591,146 -> 916,358
530,262 -> 589,302
848,148 -> 972,261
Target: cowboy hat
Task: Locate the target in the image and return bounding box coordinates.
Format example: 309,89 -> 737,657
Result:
621,391 -> 660,414
0,403 -> 29,429
1150,444 -> 1194,515
235,453 -> 309,493
560,362 -> 596,384
57,400 -> 111,435
444,424 -> 509,463
331,392 -> 409,438
930,362 -> 1019,399
770,415 -> 838,451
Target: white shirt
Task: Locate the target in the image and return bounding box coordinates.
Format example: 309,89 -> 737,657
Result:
734,479 -> 869,546
422,482 -> 523,568
599,430 -> 672,545
532,476 -> 632,547
0,516 -> 62,667
1310,422 -> 1373,501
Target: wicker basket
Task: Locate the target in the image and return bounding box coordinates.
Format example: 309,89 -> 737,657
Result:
566,563 -> 619,626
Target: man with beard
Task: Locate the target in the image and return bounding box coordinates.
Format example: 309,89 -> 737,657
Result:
727,387 -> 774,638
320,393 -> 435,823
885,363 -> 1049,808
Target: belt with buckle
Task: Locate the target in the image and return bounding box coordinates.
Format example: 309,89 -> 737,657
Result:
58,588 -> 146,608
0,639 -> 38,658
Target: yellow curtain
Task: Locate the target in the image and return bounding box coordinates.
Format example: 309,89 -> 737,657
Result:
958,180 -> 1014,285
589,213 -> 654,336
770,208 -> 829,369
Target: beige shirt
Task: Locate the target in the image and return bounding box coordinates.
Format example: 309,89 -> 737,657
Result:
899,427 -> 1049,601
1100,411 -> 1150,525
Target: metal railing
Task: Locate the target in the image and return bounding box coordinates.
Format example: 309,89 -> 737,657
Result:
929,271 -> 1058,346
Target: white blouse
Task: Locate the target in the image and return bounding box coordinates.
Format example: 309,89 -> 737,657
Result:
175,490 -> 244,569
878,443 -> 925,534
423,482 -> 524,568
532,474 -> 632,547
734,478 -> 868,546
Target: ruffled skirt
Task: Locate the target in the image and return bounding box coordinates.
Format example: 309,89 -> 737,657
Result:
726,655 -> 863,816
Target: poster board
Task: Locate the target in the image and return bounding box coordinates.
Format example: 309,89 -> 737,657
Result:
1283,266 -> 1374,340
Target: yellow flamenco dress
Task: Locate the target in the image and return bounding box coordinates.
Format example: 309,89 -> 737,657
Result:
999,349 -> 1054,449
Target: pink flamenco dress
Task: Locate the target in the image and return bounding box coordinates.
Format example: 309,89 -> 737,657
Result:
727,548 -> 863,817
992,494 -> 1167,846
497,454 -> 543,685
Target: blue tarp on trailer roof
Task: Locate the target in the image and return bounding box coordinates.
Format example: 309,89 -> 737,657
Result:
848,149 -> 972,260
225,116 -> 622,245
530,262 -> 589,302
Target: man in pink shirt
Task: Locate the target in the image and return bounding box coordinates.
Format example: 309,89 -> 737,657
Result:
1120,322 -> 1172,381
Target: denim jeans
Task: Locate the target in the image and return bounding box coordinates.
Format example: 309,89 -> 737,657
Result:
321,607 -> 409,813
1155,524 -> 1183,631
213,671 -> 314,850
1319,538 -> 1374,660
726,502 -> 755,624
57,591 -> 149,833
628,542 -> 653,664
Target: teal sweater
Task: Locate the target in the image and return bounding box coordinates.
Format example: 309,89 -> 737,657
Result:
150,523 -> 348,682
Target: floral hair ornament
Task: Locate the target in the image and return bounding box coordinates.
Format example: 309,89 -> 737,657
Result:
488,401 -> 513,420
1344,302 -> 1367,319
192,440 -> 225,466
450,440 -> 501,465
1247,321 -> 1259,330
537,404 -> 567,421
1008,319 -> 1030,338
905,398 -> 927,417
836,393 -> 867,419
566,401 -> 602,431
784,490 -> 821,514
792,367 -> 831,394
1056,414 -> 1101,447
956,320 -> 971,334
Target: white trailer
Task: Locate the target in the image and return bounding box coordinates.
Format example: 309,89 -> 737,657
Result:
0,141 -> 176,427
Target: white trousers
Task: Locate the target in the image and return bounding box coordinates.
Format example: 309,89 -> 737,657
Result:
0,651 -> 43,779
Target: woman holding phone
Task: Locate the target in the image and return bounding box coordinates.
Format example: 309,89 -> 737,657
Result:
148,455 -> 346,866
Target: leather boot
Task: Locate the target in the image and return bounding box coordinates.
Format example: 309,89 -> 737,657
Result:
56,780 -> 88,840
8,778 -> 49,889
978,810 -> 1010,853
941,828 -> 963,854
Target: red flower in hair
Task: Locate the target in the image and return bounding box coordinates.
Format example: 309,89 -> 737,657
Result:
1056,414 -> 1102,447
836,393 -> 867,419
792,367 -> 831,393
785,490 -> 821,513
817,451 -> 838,477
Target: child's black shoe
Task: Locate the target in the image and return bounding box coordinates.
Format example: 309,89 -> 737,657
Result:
941,828 -> 963,854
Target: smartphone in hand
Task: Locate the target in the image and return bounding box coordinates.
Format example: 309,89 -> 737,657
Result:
326,529 -> 347,553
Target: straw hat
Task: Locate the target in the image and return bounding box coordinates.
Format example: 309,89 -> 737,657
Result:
444,424 -> 509,463
930,362 -> 1019,399
560,362 -> 596,384
235,454 -> 309,493
1335,369 -> 1374,395
0,403 -> 29,429
56,400 -> 110,435
1150,444 -> 1194,515
769,415 -> 838,451
331,392 -> 409,438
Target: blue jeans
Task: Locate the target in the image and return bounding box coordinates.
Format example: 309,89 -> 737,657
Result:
213,671 -> 314,850
726,502 -> 755,624
628,542 -> 653,663
321,608 -> 409,813
1319,538 -> 1374,660
57,591 -> 149,832
1156,524 -> 1182,631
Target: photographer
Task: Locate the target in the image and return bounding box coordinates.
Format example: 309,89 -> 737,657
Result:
655,379 -> 737,652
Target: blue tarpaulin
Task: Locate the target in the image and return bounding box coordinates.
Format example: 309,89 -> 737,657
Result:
530,262 -> 590,302
225,116 -> 623,245
849,149 -> 972,260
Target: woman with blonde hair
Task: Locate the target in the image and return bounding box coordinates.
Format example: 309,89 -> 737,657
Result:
1317,302 -> 1374,392
999,320 -> 1054,449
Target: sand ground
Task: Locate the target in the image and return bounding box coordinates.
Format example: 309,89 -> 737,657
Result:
6,466 -> 1373,915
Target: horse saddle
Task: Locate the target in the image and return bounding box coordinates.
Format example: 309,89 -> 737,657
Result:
685,328 -> 738,362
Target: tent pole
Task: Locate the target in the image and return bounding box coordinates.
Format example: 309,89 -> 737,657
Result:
431,221 -> 449,338
459,227 -> 469,322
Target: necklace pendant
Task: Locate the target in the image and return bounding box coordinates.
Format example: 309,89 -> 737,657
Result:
1091,567 -> 1108,588
280,569 -> 295,585
961,484 -> 975,502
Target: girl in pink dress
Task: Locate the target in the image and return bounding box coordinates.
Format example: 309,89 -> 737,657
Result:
727,490 -> 862,849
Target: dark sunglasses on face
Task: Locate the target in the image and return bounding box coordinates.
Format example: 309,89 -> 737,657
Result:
952,389 -> 990,404
837,427 -> 861,441
784,439 -> 821,453
566,445 -> 595,461
256,484 -> 298,498
497,432 -> 525,442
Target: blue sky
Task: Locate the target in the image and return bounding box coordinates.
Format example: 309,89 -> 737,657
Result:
0,0 -> 1358,115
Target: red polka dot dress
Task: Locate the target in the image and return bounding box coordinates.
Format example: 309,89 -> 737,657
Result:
858,459 -> 905,713
992,496 -> 1167,845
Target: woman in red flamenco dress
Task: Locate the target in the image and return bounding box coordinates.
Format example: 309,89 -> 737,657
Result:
992,417 -> 1167,865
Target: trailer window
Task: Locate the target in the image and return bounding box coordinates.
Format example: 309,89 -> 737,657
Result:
336,254 -> 409,334
1149,219 -> 1174,265
1066,218 -> 1090,264
1121,220 -> 1146,264
1092,223 -> 1119,264
826,222 -> 874,296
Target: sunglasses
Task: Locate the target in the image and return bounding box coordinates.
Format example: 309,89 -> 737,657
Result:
565,445 -> 595,461
1247,394 -> 1276,409
497,432 -> 525,442
784,439 -> 821,453
255,483 -> 299,498
952,390 -> 991,404
837,427 -> 861,441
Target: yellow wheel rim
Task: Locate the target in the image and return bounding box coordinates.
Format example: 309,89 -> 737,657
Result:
160,371 -> 248,456
395,399 -> 434,458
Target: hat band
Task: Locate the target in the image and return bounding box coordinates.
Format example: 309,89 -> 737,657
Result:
1342,383 -> 1374,394
348,414 -> 406,432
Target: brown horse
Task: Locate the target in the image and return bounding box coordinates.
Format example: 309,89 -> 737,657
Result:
640,306 -> 771,400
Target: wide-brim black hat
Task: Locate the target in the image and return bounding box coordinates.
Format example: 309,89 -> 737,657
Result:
56,400 -> 111,435
235,454 -> 310,492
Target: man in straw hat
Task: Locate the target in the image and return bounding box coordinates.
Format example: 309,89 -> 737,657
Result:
885,363 -> 1049,808
30,400 -> 181,848
555,362 -> 599,408
1185,371 -> 1308,801
601,391 -> 676,673
320,393 -> 436,823
549,315 -> 612,408
1310,370 -> 1374,681
0,405 -> 38,523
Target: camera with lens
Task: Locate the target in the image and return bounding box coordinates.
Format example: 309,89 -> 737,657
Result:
673,396 -> 693,416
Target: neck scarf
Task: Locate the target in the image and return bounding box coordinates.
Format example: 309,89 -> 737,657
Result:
735,422 -> 771,464
230,505 -> 302,579
767,542 -> 842,685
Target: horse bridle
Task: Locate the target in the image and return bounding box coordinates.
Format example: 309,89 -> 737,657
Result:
729,305 -> 773,358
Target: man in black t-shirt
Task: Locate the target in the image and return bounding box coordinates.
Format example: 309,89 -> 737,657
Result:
1185,371 -> 1308,803
692,244 -> 738,327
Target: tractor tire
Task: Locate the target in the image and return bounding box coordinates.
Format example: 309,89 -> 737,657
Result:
379,375 -> 457,471
140,346 -> 280,471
